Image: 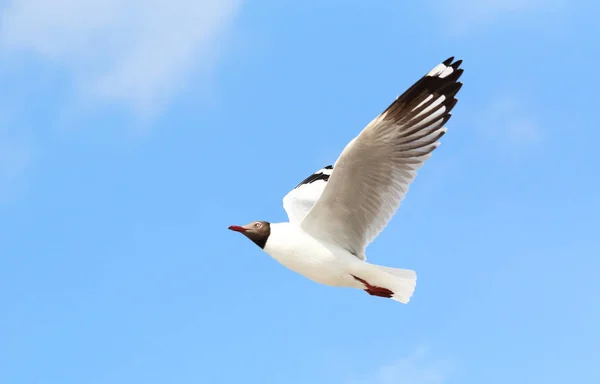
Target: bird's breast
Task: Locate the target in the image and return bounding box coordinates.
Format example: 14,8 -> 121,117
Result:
263,223 -> 350,286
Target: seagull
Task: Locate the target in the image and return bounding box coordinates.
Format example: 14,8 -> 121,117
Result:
229,57 -> 463,303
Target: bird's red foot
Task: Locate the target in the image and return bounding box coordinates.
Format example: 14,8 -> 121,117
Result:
351,275 -> 394,298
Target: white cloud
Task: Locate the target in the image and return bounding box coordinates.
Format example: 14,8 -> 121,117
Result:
477,96 -> 541,150
0,0 -> 243,116
436,0 -> 564,35
349,346 -> 453,384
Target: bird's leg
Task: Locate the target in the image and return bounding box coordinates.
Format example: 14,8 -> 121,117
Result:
351,275 -> 394,298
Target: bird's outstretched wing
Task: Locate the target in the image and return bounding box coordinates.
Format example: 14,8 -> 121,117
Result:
282,165 -> 333,224
300,57 -> 464,259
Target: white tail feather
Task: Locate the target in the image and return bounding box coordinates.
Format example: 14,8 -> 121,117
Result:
350,263 -> 417,304
377,265 -> 417,303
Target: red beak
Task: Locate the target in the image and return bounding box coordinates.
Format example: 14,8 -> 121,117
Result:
228,225 -> 247,233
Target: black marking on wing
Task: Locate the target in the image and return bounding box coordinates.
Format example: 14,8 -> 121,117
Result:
382,57 -> 463,136
294,165 -> 333,189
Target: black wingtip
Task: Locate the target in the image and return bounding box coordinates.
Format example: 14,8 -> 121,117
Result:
451,59 -> 463,69
442,56 -> 454,66
444,68 -> 464,83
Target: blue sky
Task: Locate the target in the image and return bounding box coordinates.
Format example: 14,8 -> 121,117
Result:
1,1 -> 599,383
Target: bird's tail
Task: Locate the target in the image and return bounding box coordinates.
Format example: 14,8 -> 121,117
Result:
350,263 -> 417,304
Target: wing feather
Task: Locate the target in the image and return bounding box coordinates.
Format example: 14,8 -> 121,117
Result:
300,57 -> 464,259
282,166 -> 333,223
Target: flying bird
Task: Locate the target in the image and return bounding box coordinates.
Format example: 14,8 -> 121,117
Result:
229,57 -> 463,303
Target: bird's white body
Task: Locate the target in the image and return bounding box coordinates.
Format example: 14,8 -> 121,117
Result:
264,222 -> 361,287
264,223 -> 417,303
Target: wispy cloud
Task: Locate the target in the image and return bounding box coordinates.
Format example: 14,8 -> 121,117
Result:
0,0 -> 243,117
435,0 -> 564,35
476,96 -> 541,150
348,346 -> 453,384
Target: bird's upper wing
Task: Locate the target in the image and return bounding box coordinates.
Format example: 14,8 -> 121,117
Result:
300,57 -> 464,259
282,165 -> 334,224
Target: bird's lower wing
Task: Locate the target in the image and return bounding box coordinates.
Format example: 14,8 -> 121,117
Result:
282,165 -> 333,224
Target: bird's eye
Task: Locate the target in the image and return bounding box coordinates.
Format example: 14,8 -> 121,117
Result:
254,222 -> 262,229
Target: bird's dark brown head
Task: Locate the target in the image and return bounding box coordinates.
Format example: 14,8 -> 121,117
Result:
228,221 -> 271,249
